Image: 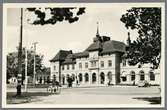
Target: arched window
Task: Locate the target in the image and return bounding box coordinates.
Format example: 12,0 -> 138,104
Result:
72,74 -> 75,81
139,70 -> 145,81
131,71 -> 135,81
66,74 -> 70,82
92,73 -> 96,83
100,72 -> 105,84
44,77 -> 46,83
66,74 -> 70,78
53,75 -> 56,81
47,76 -> 50,83
121,71 -> 127,81
85,73 -> 89,82
61,74 -> 65,85
40,77 -> 42,84
150,71 -> 155,81
78,73 -> 82,82
107,72 -> 112,81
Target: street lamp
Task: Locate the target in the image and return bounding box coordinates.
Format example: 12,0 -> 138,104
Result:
32,42 -> 38,85
24,47 -> 28,92
16,8 -> 23,96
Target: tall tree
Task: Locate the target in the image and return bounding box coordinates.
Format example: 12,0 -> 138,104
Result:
27,7 -> 85,25
7,48 -> 46,83
120,8 -> 161,69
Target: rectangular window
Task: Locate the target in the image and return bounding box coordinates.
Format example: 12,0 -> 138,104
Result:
91,61 -> 96,67
123,60 -> 126,66
67,65 -> 69,70
108,60 -> 112,67
91,62 -> 93,67
79,63 -> 82,69
62,65 -> 64,70
150,72 -> 155,81
94,61 -> 96,67
101,61 -> 104,67
131,74 -> 135,81
85,62 -> 88,68
140,74 -> 145,81
54,66 -> 56,71
72,64 -> 75,70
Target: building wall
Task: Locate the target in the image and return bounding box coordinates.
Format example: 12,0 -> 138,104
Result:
50,61 -> 60,81
50,53 -> 160,86
98,54 -> 116,85
120,61 -> 160,85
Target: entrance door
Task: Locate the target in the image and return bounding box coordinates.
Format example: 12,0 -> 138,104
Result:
100,72 -> 105,84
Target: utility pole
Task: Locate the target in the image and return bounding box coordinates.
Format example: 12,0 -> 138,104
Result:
32,42 -> 38,85
17,8 -> 23,96
24,47 -> 28,92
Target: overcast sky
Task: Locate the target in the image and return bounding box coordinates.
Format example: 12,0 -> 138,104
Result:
5,4 -> 152,67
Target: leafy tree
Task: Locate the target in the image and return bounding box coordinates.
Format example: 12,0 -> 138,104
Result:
7,52 -> 18,83
27,7 -> 85,25
120,8 -> 161,69
7,48 -> 47,83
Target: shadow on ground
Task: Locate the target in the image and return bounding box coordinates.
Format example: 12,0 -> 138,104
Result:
7,92 -> 54,104
133,97 -> 161,104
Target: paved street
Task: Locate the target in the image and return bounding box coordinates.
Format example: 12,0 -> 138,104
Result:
7,86 -> 161,106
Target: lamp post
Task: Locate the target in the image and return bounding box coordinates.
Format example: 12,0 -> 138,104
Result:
24,47 -> 28,92
32,42 -> 38,85
17,8 -> 23,96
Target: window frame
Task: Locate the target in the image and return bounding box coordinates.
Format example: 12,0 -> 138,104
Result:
54,65 -> 56,71
79,63 -> 82,69
108,60 -> 112,67
72,64 -> 75,70
85,62 -> 88,68
101,61 -> 104,68
67,64 -> 70,70
131,71 -> 135,81
150,72 -> 155,81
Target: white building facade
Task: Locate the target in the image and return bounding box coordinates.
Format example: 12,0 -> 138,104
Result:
50,30 -> 160,86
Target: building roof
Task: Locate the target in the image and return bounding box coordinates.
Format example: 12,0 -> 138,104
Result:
50,35 -> 125,63
86,41 -> 102,51
62,54 -> 76,64
73,51 -> 89,58
101,40 -> 126,54
50,50 -> 72,62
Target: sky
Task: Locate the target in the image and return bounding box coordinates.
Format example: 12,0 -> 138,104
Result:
6,4 -> 140,67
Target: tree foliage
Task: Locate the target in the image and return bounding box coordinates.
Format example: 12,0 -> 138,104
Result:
7,48 -> 48,82
120,8 -> 161,69
27,7 -> 85,25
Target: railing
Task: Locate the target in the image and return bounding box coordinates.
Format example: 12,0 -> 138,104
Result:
88,66 -> 99,70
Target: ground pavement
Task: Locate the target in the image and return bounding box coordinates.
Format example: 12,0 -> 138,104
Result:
7,85 -> 161,107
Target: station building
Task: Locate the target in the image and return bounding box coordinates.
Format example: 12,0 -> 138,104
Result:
50,28 -> 160,86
